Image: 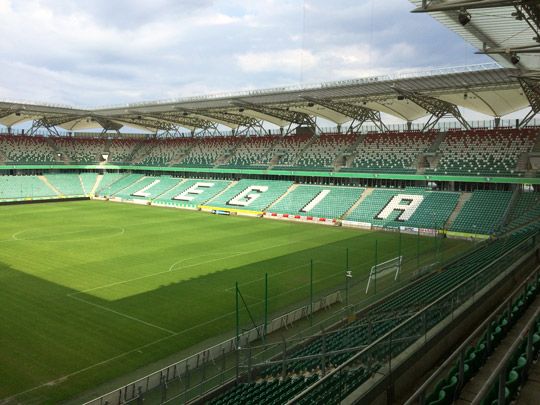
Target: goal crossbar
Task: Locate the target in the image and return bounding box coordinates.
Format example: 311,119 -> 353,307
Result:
365,256 -> 402,294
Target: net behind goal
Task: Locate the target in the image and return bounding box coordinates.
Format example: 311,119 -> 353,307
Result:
365,256 -> 402,293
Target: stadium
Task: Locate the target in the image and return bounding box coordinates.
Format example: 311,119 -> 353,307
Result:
2,1 -> 540,405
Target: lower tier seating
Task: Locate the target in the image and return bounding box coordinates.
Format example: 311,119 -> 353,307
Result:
449,190 -> 513,235
268,185 -> 364,219
113,176 -> 184,200
44,173 -> 85,196
154,179 -> 232,206
0,176 -> 57,199
345,188 -> 459,230
207,179 -> 294,212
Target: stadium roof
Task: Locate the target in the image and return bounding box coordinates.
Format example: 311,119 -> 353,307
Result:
0,64 -> 534,134
409,0 -> 540,70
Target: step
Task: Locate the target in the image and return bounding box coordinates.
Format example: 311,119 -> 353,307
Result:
38,175 -> 62,196
456,297 -> 540,404
341,187 -> 374,219
90,174 -> 103,195
265,184 -> 299,212
444,192 -> 471,229
428,131 -> 446,153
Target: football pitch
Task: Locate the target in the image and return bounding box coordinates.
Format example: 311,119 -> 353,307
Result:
0,200 -> 471,404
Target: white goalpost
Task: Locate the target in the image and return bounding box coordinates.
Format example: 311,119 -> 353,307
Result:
365,256 -> 402,294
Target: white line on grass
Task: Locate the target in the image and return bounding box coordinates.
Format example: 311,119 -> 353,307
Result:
223,261 -> 322,292
73,239 -> 300,295
73,252 -> 247,295
11,225 -> 125,242
8,240 -> 465,404
68,293 -> 177,334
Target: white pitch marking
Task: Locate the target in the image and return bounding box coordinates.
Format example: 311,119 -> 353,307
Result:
11,225 -> 125,242
75,239 -> 300,295
74,252 -> 247,295
223,261 -> 321,292
68,293 -> 176,334
6,241 -> 463,403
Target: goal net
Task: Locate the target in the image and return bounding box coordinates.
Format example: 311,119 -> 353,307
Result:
365,256 -> 402,294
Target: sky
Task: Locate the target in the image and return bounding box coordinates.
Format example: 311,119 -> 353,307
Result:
0,0 -> 494,110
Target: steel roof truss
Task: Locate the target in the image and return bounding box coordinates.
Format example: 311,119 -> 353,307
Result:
395,88 -> 470,130
232,101 -> 313,126
302,97 -> 389,133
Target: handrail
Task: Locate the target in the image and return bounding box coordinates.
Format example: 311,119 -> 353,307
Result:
403,265 -> 540,405
285,229 -> 540,404
471,302 -> 540,404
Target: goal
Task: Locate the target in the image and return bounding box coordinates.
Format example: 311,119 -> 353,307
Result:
365,256 -> 402,293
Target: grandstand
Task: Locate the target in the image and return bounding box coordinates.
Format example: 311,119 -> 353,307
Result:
3,1 -> 540,404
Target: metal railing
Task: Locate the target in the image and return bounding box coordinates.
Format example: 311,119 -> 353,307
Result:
404,265 -> 540,405
471,300 -> 540,404
284,229 -> 540,404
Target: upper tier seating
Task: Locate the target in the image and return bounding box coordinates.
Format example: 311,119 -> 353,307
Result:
80,172 -> 98,194
425,128 -> 536,177
264,133 -> 314,168
345,187 -> 459,229
154,179 -> 232,206
0,175 -> 56,199
449,190 -> 514,234
269,185 -> 364,219
207,179 -> 294,211
137,137 -> 196,167
343,131 -> 436,174
113,176 -> 183,200
0,135 -> 57,164
108,139 -> 144,163
44,174 -> 85,196
53,137 -> 107,163
289,133 -> 359,172
221,135 -> 279,169
179,136 -> 241,167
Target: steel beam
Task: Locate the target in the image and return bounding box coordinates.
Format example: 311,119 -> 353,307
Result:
394,88 -> 470,130
302,96 -> 388,132
232,101 -> 313,126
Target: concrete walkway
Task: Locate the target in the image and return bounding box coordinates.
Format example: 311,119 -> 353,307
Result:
455,297 -> 540,404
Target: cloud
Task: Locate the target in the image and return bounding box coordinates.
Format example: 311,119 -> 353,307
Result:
0,0 -> 494,115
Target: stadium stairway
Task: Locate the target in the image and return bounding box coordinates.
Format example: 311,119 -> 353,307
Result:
428,131 -> 446,153
202,180 -> 239,205
90,173 -> 102,195
288,133 -> 319,167
340,187 -> 374,219
444,192 -> 472,229
44,137 -> 68,164
344,133 -> 368,167
265,184 -> 299,211
151,178 -> 188,200
37,175 -> 61,196
215,135 -> 249,168
454,294 -> 540,404
169,138 -> 202,166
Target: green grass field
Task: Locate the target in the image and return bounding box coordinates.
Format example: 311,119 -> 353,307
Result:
0,200 -> 471,404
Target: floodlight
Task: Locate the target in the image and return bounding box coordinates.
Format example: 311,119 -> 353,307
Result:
458,9 -> 471,26
511,54 -> 520,65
